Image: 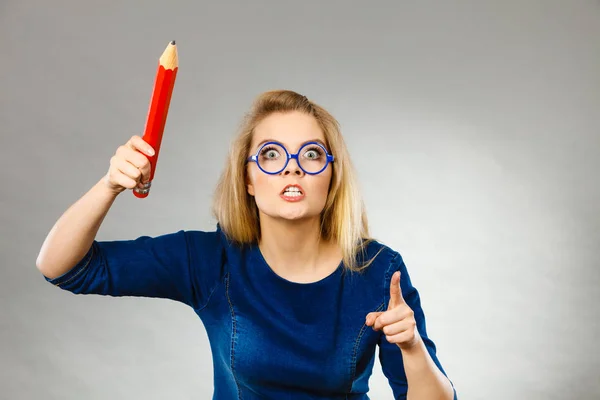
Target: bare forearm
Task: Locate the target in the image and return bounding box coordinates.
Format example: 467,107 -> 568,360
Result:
402,335 -> 454,400
36,177 -> 119,279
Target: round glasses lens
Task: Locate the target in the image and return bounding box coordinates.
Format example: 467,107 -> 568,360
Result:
257,143 -> 287,173
297,143 -> 328,173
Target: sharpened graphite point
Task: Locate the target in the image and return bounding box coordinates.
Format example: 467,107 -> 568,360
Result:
170,40 -> 176,45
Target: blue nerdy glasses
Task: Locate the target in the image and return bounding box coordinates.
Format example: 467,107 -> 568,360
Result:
247,141 -> 335,175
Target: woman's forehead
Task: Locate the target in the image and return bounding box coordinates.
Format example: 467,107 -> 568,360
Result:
252,112 -> 324,149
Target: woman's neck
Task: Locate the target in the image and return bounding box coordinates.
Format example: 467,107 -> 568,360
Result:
258,215 -> 339,279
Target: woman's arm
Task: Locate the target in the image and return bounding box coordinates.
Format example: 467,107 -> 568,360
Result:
36,135 -> 225,309
401,337 -> 455,400
376,253 -> 457,399
36,176 -> 118,279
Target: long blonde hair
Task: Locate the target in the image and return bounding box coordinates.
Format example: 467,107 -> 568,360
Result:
211,89 -> 381,272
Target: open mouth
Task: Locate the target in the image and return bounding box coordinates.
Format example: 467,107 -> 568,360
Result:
282,188 -> 303,197
280,184 -> 304,198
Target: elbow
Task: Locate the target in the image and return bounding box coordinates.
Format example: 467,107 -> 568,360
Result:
35,253 -> 46,274
36,259 -> 53,280
35,252 -> 57,280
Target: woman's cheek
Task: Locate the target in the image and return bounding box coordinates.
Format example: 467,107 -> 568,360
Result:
314,177 -> 331,206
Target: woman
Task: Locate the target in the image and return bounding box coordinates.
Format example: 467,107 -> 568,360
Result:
36,90 -> 457,399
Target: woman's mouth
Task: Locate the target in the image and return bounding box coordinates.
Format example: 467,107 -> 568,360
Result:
280,184 -> 305,202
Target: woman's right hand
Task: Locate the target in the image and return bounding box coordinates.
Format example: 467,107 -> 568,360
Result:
103,135 -> 155,195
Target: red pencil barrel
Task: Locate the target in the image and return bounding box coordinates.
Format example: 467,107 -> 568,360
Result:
133,53 -> 178,198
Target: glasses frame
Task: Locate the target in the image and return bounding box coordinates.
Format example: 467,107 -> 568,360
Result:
246,141 -> 335,175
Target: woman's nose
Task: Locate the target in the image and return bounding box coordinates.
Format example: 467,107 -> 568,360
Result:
282,157 -> 304,175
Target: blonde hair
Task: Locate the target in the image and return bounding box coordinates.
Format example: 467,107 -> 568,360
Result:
211,89 -> 382,272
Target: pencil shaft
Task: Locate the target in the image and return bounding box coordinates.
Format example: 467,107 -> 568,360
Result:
134,41 -> 179,198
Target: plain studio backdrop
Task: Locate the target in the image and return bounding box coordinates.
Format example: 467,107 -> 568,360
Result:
1,1 -> 599,399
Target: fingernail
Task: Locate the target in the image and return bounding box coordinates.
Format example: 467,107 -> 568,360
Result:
148,148 -> 155,156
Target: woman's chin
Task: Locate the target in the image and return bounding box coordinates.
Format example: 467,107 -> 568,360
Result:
277,209 -> 318,221
258,204 -> 321,222
279,212 -> 307,221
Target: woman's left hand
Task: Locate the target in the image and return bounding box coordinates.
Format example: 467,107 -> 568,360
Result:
365,271 -> 421,351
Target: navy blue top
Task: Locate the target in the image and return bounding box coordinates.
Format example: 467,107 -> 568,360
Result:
43,224 -> 457,399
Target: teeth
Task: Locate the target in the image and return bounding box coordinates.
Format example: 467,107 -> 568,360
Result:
283,187 -> 303,196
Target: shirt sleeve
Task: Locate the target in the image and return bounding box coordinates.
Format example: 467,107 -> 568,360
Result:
41,228 -> 225,310
378,252 -> 458,399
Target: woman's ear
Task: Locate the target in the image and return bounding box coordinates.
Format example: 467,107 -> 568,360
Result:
246,173 -> 255,196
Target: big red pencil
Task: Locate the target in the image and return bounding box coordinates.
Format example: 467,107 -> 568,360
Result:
133,40 -> 179,198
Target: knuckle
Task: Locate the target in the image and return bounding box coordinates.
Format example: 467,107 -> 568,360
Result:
140,155 -> 151,167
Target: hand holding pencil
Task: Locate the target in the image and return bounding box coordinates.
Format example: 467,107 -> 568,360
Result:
103,135 -> 155,196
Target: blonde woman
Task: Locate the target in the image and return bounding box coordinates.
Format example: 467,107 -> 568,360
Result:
37,90 -> 457,399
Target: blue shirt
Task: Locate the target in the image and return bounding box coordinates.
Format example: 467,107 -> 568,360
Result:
43,224 -> 457,399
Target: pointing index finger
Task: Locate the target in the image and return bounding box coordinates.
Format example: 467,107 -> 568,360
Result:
389,270 -> 406,308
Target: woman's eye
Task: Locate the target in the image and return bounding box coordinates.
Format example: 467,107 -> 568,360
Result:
303,147 -> 323,160
260,147 -> 280,159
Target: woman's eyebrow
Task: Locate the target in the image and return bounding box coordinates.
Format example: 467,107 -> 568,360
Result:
255,138 -> 328,149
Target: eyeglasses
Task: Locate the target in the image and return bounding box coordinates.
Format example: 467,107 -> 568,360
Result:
247,141 -> 335,175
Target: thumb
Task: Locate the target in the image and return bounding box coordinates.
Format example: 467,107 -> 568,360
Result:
365,311 -> 384,326
389,271 -> 405,308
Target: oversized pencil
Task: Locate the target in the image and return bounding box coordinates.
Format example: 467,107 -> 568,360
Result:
133,40 -> 179,198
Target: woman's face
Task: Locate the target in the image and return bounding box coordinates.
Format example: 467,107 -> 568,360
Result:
246,111 -> 333,222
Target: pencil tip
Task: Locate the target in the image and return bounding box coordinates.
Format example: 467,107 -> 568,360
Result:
170,40 -> 176,45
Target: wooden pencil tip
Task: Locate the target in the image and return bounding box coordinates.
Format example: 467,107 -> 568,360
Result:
170,40 -> 176,45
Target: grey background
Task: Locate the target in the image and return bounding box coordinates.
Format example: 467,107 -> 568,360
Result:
1,1 -> 599,399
